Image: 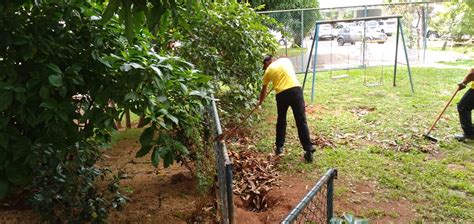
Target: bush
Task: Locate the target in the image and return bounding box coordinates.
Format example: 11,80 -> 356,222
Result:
176,2 -> 278,111
0,1 -> 211,222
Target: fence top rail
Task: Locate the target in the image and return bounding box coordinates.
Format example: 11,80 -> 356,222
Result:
257,1 -> 437,14
316,15 -> 401,25
281,168 -> 337,224
210,95 -> 232,164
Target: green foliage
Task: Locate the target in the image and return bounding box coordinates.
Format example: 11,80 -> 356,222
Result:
100,0 -> 197,41
330,213 -> 369,224
0,0 -> 210,222
29,143 -> 128,223
432,0 -> 474,40
176,2 -> 278,111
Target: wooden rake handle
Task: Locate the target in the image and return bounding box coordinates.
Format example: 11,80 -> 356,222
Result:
426,87 -> 460,135
215,89 -> 272,142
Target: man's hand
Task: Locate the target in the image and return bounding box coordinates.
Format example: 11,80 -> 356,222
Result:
458,82 -> 467,90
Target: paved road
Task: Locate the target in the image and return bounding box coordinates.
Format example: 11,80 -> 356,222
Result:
280,37 -> 470,73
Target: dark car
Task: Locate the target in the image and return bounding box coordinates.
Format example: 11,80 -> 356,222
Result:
336,26 -> 387,46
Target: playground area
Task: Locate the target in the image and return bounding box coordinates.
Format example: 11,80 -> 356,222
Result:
240,65 -> 474,222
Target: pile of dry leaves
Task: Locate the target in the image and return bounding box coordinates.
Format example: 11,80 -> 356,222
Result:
229,150 -> 280,211
312,134 -> 335,148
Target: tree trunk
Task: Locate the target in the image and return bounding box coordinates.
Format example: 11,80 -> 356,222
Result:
136,115 -> 145,128
441,41 -> 448,51
125,109 -> 131,129
292,34 -> 302,48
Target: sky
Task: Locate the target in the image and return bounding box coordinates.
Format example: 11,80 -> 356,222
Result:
319,0 -> 385,8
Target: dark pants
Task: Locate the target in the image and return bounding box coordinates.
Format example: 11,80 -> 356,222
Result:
457,88 -> 474,137
275,87 -> 313,152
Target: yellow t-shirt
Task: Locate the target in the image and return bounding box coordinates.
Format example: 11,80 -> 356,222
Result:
263,58 -> 300,94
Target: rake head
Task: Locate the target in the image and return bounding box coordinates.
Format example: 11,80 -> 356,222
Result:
423,133 -> 439,142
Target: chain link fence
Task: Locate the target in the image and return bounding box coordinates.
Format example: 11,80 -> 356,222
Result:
281,168 -> 338,224
207,95 -> 234,224
259,2 -> 467,74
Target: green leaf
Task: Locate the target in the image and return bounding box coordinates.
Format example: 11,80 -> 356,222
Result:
129,62 -> 143,69
329,217 -> 344,224
48,75 -> 63,87
150,65 -> 163,79
136,145 -> 152,158
0,92 -> 13,112
70,75 -> 84,85
175,142 -> 189,155
0,179 -> 9,199
166,113 -> 179,125
102,0 -> 121,23
45,63 -> 62,74
151,147 -> 160,168
139,127 -> 154,146
124,92 -> 138,101
163,150 -> 174,168
39,86 -> 49,99
189,90 -> 208,98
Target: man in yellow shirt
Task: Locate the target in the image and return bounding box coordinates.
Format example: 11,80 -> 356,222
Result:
258,56 -> 314,162
456,68 -> 474,141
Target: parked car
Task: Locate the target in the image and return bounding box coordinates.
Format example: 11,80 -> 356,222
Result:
336,25 -> 387,46
366,20 -> 383,33
378,19 -> 397,36
309,24 -> 333,40
309,24 -> 344,40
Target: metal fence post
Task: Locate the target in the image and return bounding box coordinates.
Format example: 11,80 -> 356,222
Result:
225,164 -> 234,224
326,170 -> 337,224
301,9 -> 304,72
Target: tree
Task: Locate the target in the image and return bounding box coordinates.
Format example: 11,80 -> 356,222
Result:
431,0 -> 474,42
0,1 -> 210,221
245,0 -> 321,47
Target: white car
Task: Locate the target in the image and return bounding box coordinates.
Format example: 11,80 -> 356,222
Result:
310,24 -> 341,40
378,19 -> 397,36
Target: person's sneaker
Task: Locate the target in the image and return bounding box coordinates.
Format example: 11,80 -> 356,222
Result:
454,134 -> 474,141
275,146 -> 284,155
304,150 -> 313,163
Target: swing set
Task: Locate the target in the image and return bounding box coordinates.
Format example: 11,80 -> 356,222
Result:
302,15 -> 415,103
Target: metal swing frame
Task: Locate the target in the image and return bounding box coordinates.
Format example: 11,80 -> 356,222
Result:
302,15 -> 415,103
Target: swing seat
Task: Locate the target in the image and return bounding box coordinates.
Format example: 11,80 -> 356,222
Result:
331,74 -> 349,79
364,82 -> 383,87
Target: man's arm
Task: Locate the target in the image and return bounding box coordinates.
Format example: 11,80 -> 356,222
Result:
258,85 -> 268,106
458,68 -> 474,90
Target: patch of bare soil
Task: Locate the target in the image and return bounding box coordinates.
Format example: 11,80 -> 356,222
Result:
103,139 -> 214,224
350,106 -> 375,117
234,168 -> 419,224
234,174 -> 314,224
0,136 -> 213,224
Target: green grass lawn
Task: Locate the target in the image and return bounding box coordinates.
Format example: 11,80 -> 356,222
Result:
276,47 -> 306,57
252,66 -> 474,222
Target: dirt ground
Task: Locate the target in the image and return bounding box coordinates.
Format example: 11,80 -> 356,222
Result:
233,170 -> 417,224
0,131 -> 417,223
